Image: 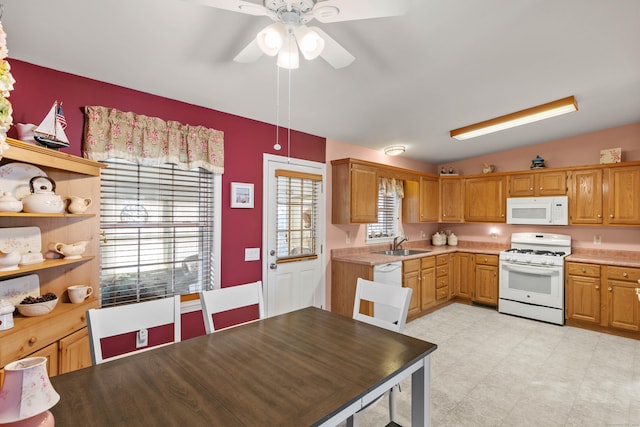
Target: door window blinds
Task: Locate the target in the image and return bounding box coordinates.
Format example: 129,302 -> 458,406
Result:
275,170 -> 322,262
100,159 -> 215,307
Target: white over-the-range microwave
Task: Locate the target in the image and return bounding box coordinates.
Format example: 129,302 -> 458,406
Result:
506,196 -> 569,225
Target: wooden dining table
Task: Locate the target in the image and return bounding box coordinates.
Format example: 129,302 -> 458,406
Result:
50,306 -> 437,426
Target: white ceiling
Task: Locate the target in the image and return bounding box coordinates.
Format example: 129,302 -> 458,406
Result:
2,0 -> 640,164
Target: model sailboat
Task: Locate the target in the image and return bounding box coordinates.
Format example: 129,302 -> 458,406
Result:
33,101 -> 70,149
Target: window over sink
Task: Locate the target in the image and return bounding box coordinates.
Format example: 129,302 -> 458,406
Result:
366,178 -> 402,243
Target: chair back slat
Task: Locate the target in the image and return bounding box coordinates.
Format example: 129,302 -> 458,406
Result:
352,278 -> 412,333
87,295 -> 181,364
199,281 -> 265,334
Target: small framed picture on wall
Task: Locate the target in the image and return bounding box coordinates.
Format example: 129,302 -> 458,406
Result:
231,182 -> 254,208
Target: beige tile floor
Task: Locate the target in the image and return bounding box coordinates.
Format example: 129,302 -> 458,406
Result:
340,303 -> 640,427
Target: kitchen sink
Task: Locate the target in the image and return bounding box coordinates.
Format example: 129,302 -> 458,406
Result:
372,249 -> 432,256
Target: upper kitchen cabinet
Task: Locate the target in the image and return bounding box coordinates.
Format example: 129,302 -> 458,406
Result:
439,176 -> 464,222
331,159 -> 378,224
404,176 -> 439,223
464,176 -> 506,222
605,164 -> 640,225
508,170 -> 567,197
568,168 -> 603,225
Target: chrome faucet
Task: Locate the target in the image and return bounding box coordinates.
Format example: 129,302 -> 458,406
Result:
393,236 -> 408,250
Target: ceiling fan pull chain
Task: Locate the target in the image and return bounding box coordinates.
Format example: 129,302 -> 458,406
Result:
274,64 -> 281,151
287,66 -> 292,161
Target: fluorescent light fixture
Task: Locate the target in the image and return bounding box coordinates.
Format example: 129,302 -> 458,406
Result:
450,96 -> 578,140
384,145 -> 406,156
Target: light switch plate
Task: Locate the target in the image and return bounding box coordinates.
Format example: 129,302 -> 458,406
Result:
245,247 -> 260,261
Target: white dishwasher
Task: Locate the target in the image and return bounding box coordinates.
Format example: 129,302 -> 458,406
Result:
372,261 -> 403,323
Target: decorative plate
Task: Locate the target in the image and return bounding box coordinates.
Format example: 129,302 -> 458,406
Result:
0,162 -> 48,200
0,274 -> 40,306
0,226 -> 42,255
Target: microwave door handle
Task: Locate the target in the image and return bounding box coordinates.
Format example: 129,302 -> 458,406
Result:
504,264 -> 556,276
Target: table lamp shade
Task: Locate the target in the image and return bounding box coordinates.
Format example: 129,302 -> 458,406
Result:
0,357 -> 60,424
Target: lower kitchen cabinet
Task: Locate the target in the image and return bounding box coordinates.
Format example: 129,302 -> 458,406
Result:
421,257 -> 437,310
59,327 -> 92,374
565,262 -> 640,338
474,255 -> 499,306
331,260 -> 373,318
454,253 -> 474,299
435,254 -> 450,302
605,266 -> 640,332
566,262 -> 601,324
404,259 -> 421,317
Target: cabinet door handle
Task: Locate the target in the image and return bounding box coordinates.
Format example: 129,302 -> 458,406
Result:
610,214 -> 614,218
28,336 -> 37,346
597,214 -> 602,218
595,285 -> 600,290
608,287 -> 612,292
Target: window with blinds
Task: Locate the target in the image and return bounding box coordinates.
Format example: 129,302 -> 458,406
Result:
367,187 -> 400,242
100,159 -> 216,307
275,170 -> 321,261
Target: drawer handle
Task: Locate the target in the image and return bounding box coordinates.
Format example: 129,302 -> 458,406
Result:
81,315 -> 86,322
581,268 -> 586,273
623,272 -> 628,278
28,336 -> 37,346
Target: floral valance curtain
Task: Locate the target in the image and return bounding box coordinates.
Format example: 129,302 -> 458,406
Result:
83,106 -> 224,174
379,177 -> 404,198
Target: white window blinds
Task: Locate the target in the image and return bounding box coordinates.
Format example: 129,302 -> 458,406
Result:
275,170 -> 321,261
100,159 -> 216,307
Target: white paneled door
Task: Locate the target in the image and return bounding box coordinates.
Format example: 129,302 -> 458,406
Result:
263,154 -> 326,317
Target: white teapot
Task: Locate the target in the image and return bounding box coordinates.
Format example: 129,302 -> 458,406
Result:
447,233 -> 458,246
67,196 -> 93,214
22,176 -> 65,214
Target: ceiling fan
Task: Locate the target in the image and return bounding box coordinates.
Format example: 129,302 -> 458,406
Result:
187,0 -> 410,69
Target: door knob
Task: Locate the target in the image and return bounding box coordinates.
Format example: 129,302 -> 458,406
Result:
270,263 -> 277,270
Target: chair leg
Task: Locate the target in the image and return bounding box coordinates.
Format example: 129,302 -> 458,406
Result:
346,414 -> 355,427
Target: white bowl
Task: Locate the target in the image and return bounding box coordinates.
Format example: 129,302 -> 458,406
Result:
16,298 -> 58,317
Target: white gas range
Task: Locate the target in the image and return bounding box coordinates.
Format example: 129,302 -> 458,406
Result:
498,233 -> 571,325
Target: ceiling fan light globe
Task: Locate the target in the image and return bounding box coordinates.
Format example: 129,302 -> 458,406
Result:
277,41 -> 300,69
257,23 -> 286,56
295,27 -> 325,60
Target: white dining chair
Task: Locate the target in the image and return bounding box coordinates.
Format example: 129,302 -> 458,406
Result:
86,295 -> 181,365
349,278 -> 413,427
199,281 -> 265,334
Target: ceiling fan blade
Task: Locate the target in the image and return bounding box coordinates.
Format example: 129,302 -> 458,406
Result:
309,27 -> 355,69
184,0 -> 267,16
233,38 -> 264,63
313,0 -> 410,23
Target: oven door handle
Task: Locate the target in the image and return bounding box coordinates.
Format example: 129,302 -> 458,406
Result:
502,264 -> 557,276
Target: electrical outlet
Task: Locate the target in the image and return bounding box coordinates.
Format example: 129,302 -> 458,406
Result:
420,230 -> 426,240
593,235 -> 602,245
136,328 -> 148,348
345,231 -> 351,244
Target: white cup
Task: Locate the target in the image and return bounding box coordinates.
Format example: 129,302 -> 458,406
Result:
67,285 -> 94,304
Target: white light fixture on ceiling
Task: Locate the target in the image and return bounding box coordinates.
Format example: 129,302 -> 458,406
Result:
384,145 -> 406,156
450,96 -> 578,140
254,21 -> 325,69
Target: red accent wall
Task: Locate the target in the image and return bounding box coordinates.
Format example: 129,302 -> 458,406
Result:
7,59 -> 325,331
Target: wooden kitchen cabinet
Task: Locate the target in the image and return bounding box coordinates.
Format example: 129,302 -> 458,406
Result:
508,171 -> 567,197
59,327 -> 92,374
439,176 -> 464,222
0,138 -> 103,374
331,159 -> 378,224
605,165 -> 640,225
605,266 -> 640,332
420,257 -> 436,311
403,176 -> 439,223
435,254 -> 450,301
403,259 -> 421,317
473,254 -> 499,306
454,252 -> 474,299
330,260 -> 373,318
568,168 -> 603,225
565,262 -> 601,324
464,176 -> 506,222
